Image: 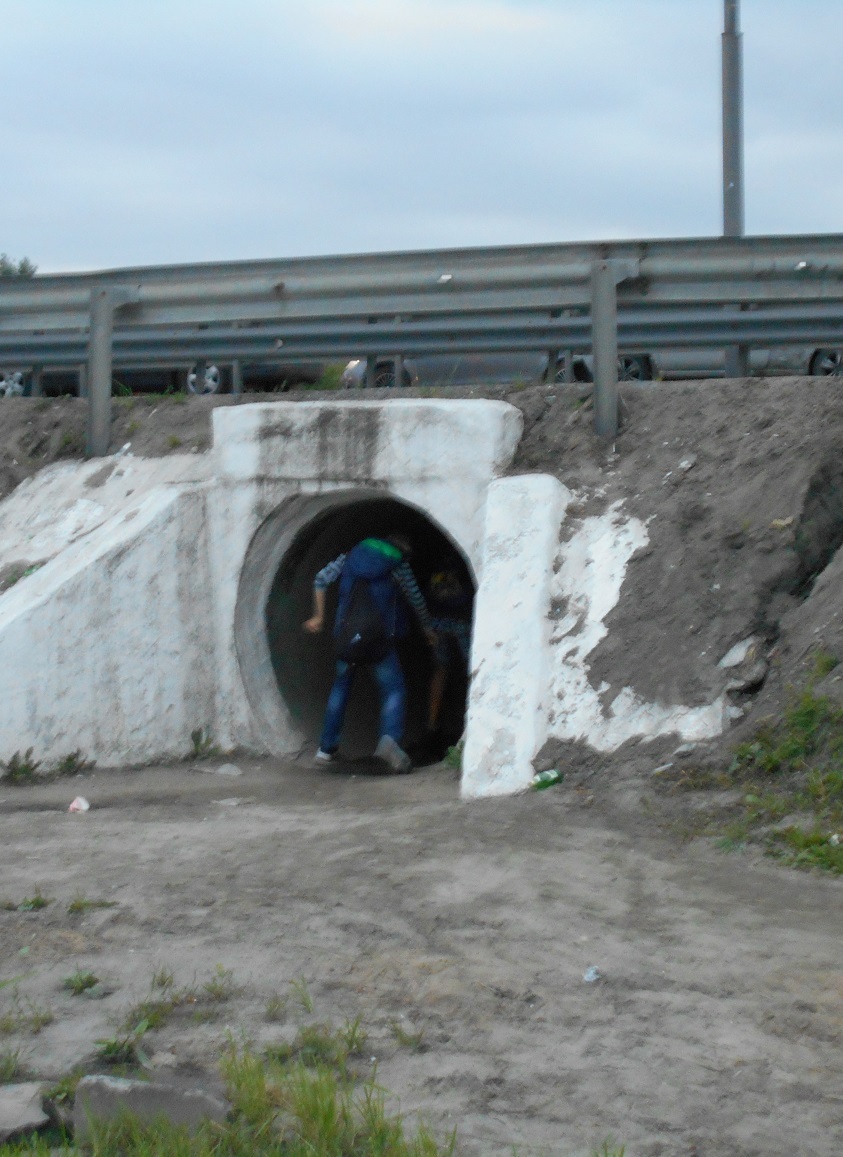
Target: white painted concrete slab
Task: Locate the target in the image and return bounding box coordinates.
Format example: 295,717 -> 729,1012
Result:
462,474 -> 571,798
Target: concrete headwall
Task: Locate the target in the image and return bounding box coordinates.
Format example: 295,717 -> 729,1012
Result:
0,397 -> 731,796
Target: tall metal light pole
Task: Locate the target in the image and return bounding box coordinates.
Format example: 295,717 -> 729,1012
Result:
722,0 -> 744,237
722,0 -> 748,375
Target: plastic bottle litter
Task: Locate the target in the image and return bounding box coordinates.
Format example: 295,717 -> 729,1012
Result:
531,769 -> 563,791
582,966 -> 601,984
68,796 -> 90,813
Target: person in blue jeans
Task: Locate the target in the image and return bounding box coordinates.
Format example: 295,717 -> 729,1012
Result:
303,534 -> 436,773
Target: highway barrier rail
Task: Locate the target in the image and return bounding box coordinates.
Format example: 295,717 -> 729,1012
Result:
2,232 -> 843,451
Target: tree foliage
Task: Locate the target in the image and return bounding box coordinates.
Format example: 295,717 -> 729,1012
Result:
0,253 -> 37,278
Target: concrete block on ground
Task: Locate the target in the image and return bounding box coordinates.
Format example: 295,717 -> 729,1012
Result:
0,1082 -> 49,1143
73,1074 -> 231,1141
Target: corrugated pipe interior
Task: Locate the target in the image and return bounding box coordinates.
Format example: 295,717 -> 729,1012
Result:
235,490 -> 475,762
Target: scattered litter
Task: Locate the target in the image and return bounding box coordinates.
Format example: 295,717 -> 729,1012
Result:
769,516 -> 794,530
114,443 -> 131,458
673,743 -> 696,757
204,763 -> 242,778
830,834 -> 840,847
213,798 -> 241,807
531,769 -> 563,791
652,763 -> 674,776
726,705 -> 745,721
68,796 -> 90,813
582,966 -> 601,983
678,456 -> 697,473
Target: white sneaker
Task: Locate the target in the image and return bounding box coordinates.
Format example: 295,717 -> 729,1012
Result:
314,748 -> 337,764
374,735 -> 412,774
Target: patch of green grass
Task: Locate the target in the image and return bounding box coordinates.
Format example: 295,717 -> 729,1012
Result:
4,1033 -> 461,1154
768,826 -> 843,873
443,740 -> 463,771
264,990 -> 288,1022
166,434 -> 183,449
53,750 -> 95,777
1,748 -> 42,785
0,995 -> 54,1036
95,1019 -> 150,1067
265,1023 -> 351,1074
591,1143 -> 625,1157
63,969 -> 100,996
390,1020 -> 427,1052
201,964 -> 237,1002
151,966 -> 174,992
67,893 -> 117,915
289,976 -> 314,1014
339,1015 -> 368,1055
810,648 -> 840,684
0,1045 -> 24,1083
700,682 -> 843,874
189,727 -> 220,760
17,889 -> 50,911
44,1066 -> 85,1109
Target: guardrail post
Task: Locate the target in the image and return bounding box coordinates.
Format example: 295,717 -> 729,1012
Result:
563,350 -> 575,384
78,364 -> 88,399
591,261 -> 619,438
231,359 -> 243,399
87,288 -> 115,457
546,348 -> 559,384
30,366 -> 43,397
365,355 -> 377,389
393,354 -> 404,389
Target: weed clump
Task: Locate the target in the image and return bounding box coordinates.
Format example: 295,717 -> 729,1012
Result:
1,749 -> 41,784
63,970 -> 100,996
189,728 -> 220,760
715,672 -> 843,873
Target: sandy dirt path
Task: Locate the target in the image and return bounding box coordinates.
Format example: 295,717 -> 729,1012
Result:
0,758 -> 841,1156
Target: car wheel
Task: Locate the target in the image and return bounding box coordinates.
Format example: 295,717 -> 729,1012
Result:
374,364 -> 412,388
553,359 -> 592,383
617,355 -> 651,381
809,348 -> 843,376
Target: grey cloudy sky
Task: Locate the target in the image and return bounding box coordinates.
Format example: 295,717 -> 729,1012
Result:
3,0 -> 841,272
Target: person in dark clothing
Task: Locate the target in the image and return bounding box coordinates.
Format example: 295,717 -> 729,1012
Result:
303,534 -> 436,773
425,568 -> 473,736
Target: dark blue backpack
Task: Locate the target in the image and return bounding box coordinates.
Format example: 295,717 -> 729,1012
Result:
334,577 -> 397,664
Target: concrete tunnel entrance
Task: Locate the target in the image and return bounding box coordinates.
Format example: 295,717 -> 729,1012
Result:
264,496 -> 476,762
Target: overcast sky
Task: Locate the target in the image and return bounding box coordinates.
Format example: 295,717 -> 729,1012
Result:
3,0 -> 841,272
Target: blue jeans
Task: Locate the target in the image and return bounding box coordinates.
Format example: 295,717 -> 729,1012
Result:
319,649 -> 406,754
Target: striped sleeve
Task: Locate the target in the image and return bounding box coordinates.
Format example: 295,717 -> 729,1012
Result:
313,554 -> 347,590
393,562 -> 434,633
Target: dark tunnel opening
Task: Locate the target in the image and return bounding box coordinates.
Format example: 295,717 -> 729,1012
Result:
265,498 -> 476,763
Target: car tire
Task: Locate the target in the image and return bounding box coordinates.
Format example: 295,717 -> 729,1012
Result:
553,359 -> 592,384
809,348 -> 843,376
374,364 -> 413,389
618,355 -> 651,381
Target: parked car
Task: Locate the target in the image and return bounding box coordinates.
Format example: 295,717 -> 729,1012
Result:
340,345 -> 843,389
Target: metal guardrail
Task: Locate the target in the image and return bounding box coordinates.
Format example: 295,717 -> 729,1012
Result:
2,232 -> 843,450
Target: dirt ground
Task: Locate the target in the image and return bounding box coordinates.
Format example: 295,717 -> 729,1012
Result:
0,757 -> 840,1156
1,380 -> 843,1152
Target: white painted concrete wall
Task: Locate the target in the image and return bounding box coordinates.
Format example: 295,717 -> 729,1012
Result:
544,501 -> 725,752
462,475 -> 571,798
209,400 -> 523,755
0,484 -> 214,765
